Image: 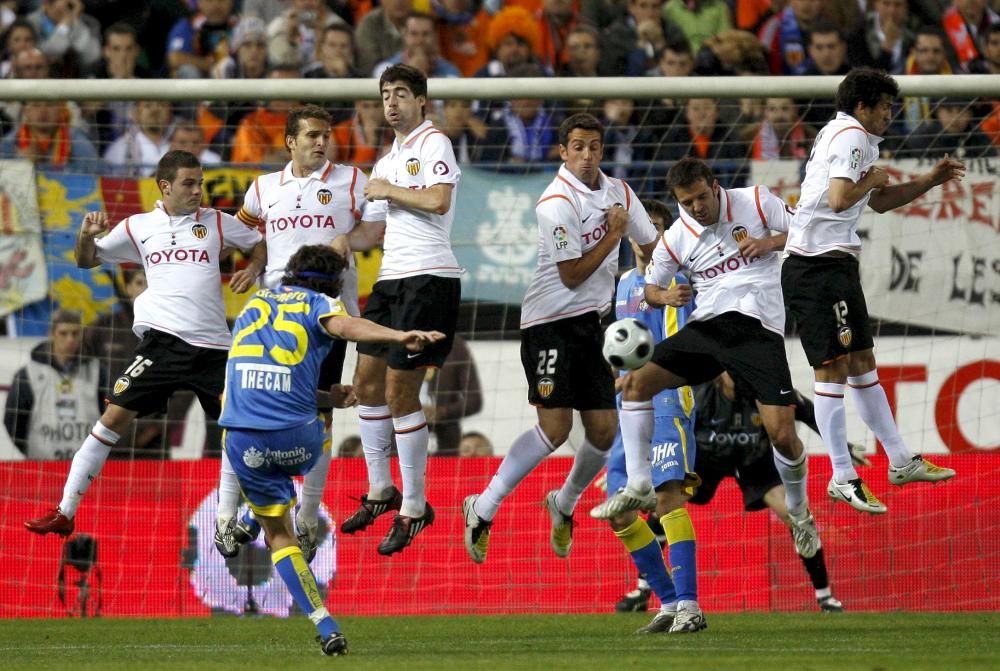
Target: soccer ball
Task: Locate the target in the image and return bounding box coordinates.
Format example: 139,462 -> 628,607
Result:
602,318 -> 654,370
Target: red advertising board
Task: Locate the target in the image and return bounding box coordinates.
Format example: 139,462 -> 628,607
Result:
1,455 -> 996,618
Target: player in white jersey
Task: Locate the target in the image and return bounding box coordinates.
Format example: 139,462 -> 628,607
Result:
210,105 -> 371,561
461,113 -> 659,565
25,151 -> 264,537
609,160 -> 819,630
782,67 -> 961,514
337,64 -> 462,556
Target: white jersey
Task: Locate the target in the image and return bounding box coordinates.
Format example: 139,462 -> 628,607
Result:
95,203 -> 263,349
365,119 -> 462,281
787,112 -> 883,256
520,165 -> 657,329
647,185 -> 791,334
237,160 -> 367,315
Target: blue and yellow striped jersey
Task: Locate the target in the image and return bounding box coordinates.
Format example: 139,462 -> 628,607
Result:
615,268 -> 695,419
219,286 -> 346,431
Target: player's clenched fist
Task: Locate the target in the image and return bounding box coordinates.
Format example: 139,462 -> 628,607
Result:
80,211 -> 109,237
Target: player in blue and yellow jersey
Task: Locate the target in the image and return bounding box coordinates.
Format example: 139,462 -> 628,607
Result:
219,244 -> 443,656
592,200 -> 706,634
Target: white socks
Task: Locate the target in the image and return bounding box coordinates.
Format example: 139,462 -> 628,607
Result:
848,371 -> 912,468
299,442 -> 332,525
772,447 -> 809,517
620,400 -> 654,493
358,404 -> 394,499
217,448 -> 242,523
475,425 -> 554,521
813,382 -> 857,483
59,421 -> 119,518
555,439 -> 609,516
393,410 -> 429,518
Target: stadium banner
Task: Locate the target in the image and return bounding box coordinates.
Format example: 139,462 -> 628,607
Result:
0,160 -> 47,318
753,158 -> 1000,335
451,167 -> 554,304
0,455 -> 996,618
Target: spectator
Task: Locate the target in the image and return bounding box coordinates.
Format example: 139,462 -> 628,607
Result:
11,42 -> 49,79
479,62 -> 560,166
692,28 -> 767,75
87,22 -> 148,154
758,0 -> 823,75
0,100 -> 100,172
438,98 -> 488,163
601,0 -> 686,75
653,97 -> 747,162
458,431 -> 493,457
373,12 -> 461,77
967,21 -> 1000,72
82,269 -> 192,459
103,100 -> 173,177
338,435 -> 364,457
899,97 -> 996,159
941,0 -> 999,69
561,24 -> 601,76
601,98 -> 657,181
212,16 -> 269,79
0,19 -> 37,78
26,0 -> 102,76
537,0 -> 580,73
331,98 -> 393,171
166,0 -> 238,78
662,0 -> 733,54
355,0 -> 412,77
241,0 -> 287,26
846,0 -> 916,74
475,5 -> 541,78
744,97 -> 816,160
902,29 -> 953,131
435,0 -> 492,77
800,24 -> 850,129
303,24 -> 360,123
4,309 -> 105,460
422,334 -> 483,456
169,120 -> 222,167
641,38 -> 694,135
230,65 -> 302,166
267,0 -> 346,68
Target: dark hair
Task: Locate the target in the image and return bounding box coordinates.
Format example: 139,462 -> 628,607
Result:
50,308 -> 82,327
155,150 -> 200,185
379,63 -> 428,100
2,18 -> 36,52
282,244 -> 346,297
567,24 -> 600,43
807,21 -> 844,45
835,67 -> 899,114
122,268 -> 145,285
322,23 -> 355,42
987,23 -> 1000,39
285,104 -> 332,139
404,11 -> 436,30
915,26 -> 947,45
660,36 -> 692,57
103,21 -> 137,44
666,157 -> 716,197
641,199 -> 673,231
557,112 -> 604,146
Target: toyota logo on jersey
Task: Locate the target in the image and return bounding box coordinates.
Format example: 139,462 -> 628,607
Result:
406,158 -> 421,176
317,189 -> 332,205
191,224 -> 208,239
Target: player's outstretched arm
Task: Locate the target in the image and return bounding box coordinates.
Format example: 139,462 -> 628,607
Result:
75,211 -> 109,268
347,220 -> 386,251
828,169 -> 890,213
867,154 -> 966,213
322,314 -> 445,350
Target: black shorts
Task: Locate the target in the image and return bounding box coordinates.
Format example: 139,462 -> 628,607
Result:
109,330 -> 227,419
782,254 -> 875,368
520,312 -> 616,411
689,448 -> 782,512
356,275 -> 460,369
649,312 -> 795,406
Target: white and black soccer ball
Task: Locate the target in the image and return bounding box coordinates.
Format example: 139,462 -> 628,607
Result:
602,318 -> 654,370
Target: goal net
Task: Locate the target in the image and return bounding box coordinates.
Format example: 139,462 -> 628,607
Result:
0,76 -> 997,617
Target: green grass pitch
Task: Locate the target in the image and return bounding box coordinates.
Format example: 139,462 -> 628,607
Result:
0,613 -> 997,670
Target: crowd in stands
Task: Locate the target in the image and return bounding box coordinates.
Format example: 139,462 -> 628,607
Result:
0,0 -> 995,178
